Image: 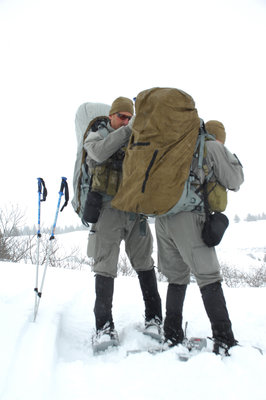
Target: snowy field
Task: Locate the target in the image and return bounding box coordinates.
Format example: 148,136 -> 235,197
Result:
0,220 -> 266,400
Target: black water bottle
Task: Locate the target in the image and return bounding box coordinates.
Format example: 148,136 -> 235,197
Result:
82,191 -> 103,224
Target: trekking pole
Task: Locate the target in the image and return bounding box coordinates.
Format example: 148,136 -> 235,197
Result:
33,177 -> 69,322
33,178 -> 47,320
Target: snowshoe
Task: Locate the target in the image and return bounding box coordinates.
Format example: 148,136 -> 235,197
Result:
142,317 -> 163,342
92,326 -> 119,355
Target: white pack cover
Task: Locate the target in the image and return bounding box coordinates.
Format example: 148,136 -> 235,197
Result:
72,102 -> 110,215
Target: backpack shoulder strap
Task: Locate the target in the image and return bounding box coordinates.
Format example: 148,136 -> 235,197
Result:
196,119 -> 216,169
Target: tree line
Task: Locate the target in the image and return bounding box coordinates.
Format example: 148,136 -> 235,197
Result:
1,206 -> 266,287
234,213 -> 266,223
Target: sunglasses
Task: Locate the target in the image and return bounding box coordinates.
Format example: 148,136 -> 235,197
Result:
116,113 -> 132,121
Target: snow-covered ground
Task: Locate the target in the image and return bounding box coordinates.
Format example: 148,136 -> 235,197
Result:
1,220 -> 266,400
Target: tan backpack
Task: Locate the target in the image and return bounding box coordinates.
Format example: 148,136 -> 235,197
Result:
112,87 -> 201,215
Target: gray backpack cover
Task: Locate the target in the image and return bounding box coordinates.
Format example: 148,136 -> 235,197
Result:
71,102 -> 110,219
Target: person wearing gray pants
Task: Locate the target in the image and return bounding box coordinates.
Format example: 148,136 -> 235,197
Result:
83,96 -> 162,349
156,122 -> 244,354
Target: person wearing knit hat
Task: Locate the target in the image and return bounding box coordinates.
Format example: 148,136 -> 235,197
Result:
109,96 -> 134,115
108,97 -> 134,130
205,120 -> 226,144
82,96 -> 162,353
155,111 -> 243,352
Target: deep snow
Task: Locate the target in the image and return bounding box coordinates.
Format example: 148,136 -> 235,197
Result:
0,220 -> 266,400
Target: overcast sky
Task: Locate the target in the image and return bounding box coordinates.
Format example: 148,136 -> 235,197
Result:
0,0 -> 266,228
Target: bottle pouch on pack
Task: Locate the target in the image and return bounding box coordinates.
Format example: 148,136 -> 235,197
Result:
91,165 -> 122,197
106,169 -> 121,196
201,212 -> 229,247
91,165 -> 108,193
207,182 -> 227,212
82,192 -> 103,224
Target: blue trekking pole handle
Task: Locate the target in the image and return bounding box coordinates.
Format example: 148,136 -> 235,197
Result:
37,178 -> 47,237
60,176 -> 69,212
37,177 -> 48,201
50,177 -> 69,240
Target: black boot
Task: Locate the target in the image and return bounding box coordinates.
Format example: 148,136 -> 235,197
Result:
201,281 -> 237,353
164,283 -> 187,346
137,268 -> 162,323
94,274 -> 114,332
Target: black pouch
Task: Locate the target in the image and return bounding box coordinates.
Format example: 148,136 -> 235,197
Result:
82,192 -> 102,225
201,212 -> 229,247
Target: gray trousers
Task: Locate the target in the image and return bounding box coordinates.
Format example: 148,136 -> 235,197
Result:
155,211 -> 222,288
87,207 -> 154,278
